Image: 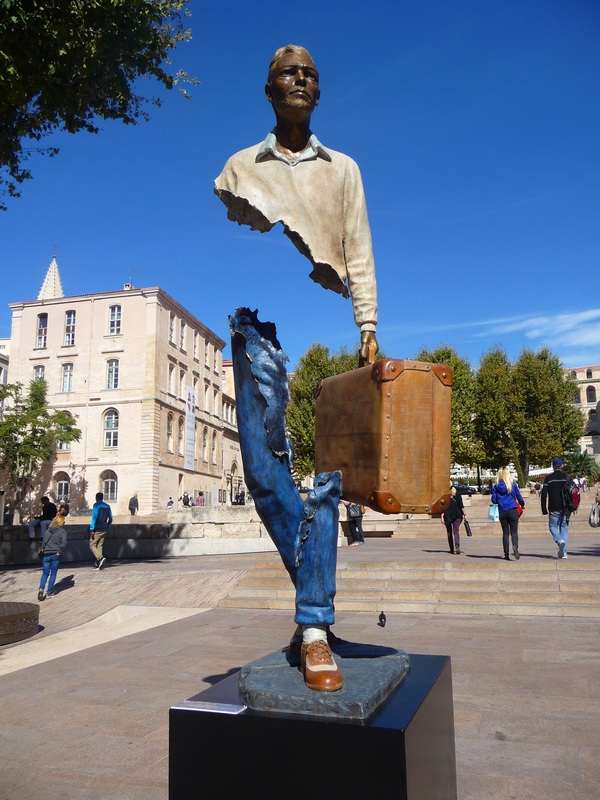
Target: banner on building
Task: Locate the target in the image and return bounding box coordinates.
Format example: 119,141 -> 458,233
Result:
184,386 -> 196,471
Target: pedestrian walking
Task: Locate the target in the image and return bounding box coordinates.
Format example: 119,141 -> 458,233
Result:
442,486 -> 465,554
492,467 -> 525,560
38,503 -> 69,600
128,493 -> 139,515
541,457 -> 571,558
89,492 -> 113,570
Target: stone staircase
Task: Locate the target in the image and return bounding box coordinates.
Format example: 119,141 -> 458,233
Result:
218,557 -> 600,618
219,495 -> 600,619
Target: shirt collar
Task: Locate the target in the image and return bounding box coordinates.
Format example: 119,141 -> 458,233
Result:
256,130 -> 332,165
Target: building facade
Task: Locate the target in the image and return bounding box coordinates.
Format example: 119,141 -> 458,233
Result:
6,261 -> 243,515
566,365 -> 600,463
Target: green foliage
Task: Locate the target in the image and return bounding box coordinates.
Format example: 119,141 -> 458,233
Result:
474,346 -> 584,485
287,343 -> 379,479
564,449 -> 600,481
0,0 -> 196,208
414,344 -> 484,467
0,379 -> 81,510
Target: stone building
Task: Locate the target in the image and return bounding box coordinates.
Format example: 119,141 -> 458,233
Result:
566,365 -> 600,463
6,258 -> 243,515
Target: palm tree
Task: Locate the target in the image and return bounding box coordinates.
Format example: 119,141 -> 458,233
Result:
564,450 -> 600,481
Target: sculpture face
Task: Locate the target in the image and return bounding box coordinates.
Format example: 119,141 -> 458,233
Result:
265,51 -> 320,122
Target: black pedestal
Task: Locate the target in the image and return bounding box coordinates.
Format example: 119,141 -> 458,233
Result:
169,654 -> 456,800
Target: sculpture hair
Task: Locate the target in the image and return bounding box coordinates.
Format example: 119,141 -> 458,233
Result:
267,44 -> 316,83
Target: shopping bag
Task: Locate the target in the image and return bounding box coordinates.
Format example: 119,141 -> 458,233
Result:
487,504 -> 499,522
464,519 -> 473,537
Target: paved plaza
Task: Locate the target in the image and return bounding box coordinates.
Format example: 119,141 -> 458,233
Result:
1,517 -> 599,799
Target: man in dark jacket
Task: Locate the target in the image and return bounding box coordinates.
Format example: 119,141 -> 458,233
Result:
541,457 -> 570,559
28,496 -> 57,539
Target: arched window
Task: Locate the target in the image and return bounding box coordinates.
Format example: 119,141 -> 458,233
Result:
204,383 -> 210,412
203,427 -> 208,461
36,313 -> 48,348
107,358 -> 119,389
214,388 -> 219,417
54,471 -> 70,502
100,470 -> 118,501
194,331 -> 199,360
169,312 -> 176,343
168,363 -> 175,394
33,364 -> 45,381
61,362 -> 73,392
178,416 -> 184,456
212,431 -> 217,464
590,409 -> 598,423
574,391 -> 581,404
103,409 -> 119,448
570,370 -> 577,378
180,320 -> 186,351
109,305 -> 121,335
586,369 -> 593,379
179,369 -> 186,399
587,386 -> 597,404
167,413 -> 173,452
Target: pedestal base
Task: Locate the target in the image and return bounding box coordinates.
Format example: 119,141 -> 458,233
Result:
169,653 -> 456,800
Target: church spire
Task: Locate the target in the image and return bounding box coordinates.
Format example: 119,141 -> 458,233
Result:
38,255 -> 64,300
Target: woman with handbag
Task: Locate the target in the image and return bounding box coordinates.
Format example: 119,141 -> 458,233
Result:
442,486 -> 466,555
492,468 -> 525,561
341,499 -> 366,546
38,502 -> 69,600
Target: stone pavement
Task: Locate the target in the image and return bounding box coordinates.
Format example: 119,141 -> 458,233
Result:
1,531 -> 600,799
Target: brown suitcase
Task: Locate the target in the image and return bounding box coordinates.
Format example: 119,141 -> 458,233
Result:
314,359 -> 453,515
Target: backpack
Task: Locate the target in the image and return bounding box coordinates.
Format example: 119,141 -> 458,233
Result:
563,479 -> 581,513
347,503 -> 362,519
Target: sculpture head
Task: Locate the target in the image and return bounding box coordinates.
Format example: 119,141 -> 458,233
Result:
265,44 -> 320,124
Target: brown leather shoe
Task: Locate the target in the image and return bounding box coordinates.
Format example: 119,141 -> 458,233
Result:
301,640 -> 344,692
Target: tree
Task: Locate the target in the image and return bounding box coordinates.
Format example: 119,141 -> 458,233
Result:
287,343 -> 377,480
0,379 -> 81,516
474,346 -> 584,486
564,450 -> 600,482
414,345 -> 484,469
0,0 -> 196,208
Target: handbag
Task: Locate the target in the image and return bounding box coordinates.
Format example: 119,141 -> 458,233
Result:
347,503 -> 362,519
464,519 -> 473,537
38,548 -> 45,560
488,504 -> 499,522
515,500 -> 523,517
589,502 -> 600,528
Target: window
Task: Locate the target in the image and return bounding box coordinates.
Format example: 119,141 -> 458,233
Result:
574,391 -> 581,404
212,431 -> 217,464
109,305 -> 122,335
168,363 -> 175,394
107,359 -> 119,389
214,388 -> 219,416
193,377 -> 198,404
103,409 -> 119,448
64,310 -> 76,346
179,369 -> 186,399
169,312 -> 176,343
213,347 -> 218,372
180,320 -> 186,351
586,386 -> 597,404
36,313 -> 48,348
203,427 -> 208,461
204,383 -> 210,412
178,417 -> 184,456
590,409 -> 598,422
571,370 -> 577,379
587,369 -> 593,379
194,332 -> 199,360
204,341 -> 209,365
167,413 -> 173,451
33,365 -> 45,381
101,470 -> 118,502
57,412 -> 73,452
54,472 -> 70,502
61,362 -> 73,392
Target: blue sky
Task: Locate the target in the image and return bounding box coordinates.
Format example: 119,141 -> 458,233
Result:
2,0 -> 599,370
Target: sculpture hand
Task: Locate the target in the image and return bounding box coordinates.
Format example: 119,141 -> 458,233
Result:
359,330 -> 378,367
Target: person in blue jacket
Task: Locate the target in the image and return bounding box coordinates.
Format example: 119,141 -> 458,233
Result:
492,467 -> 525,560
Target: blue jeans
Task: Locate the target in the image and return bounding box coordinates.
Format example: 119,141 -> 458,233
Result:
39,553 -> 61,593
549,511 -> 570,552
230,308 -> 341,626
